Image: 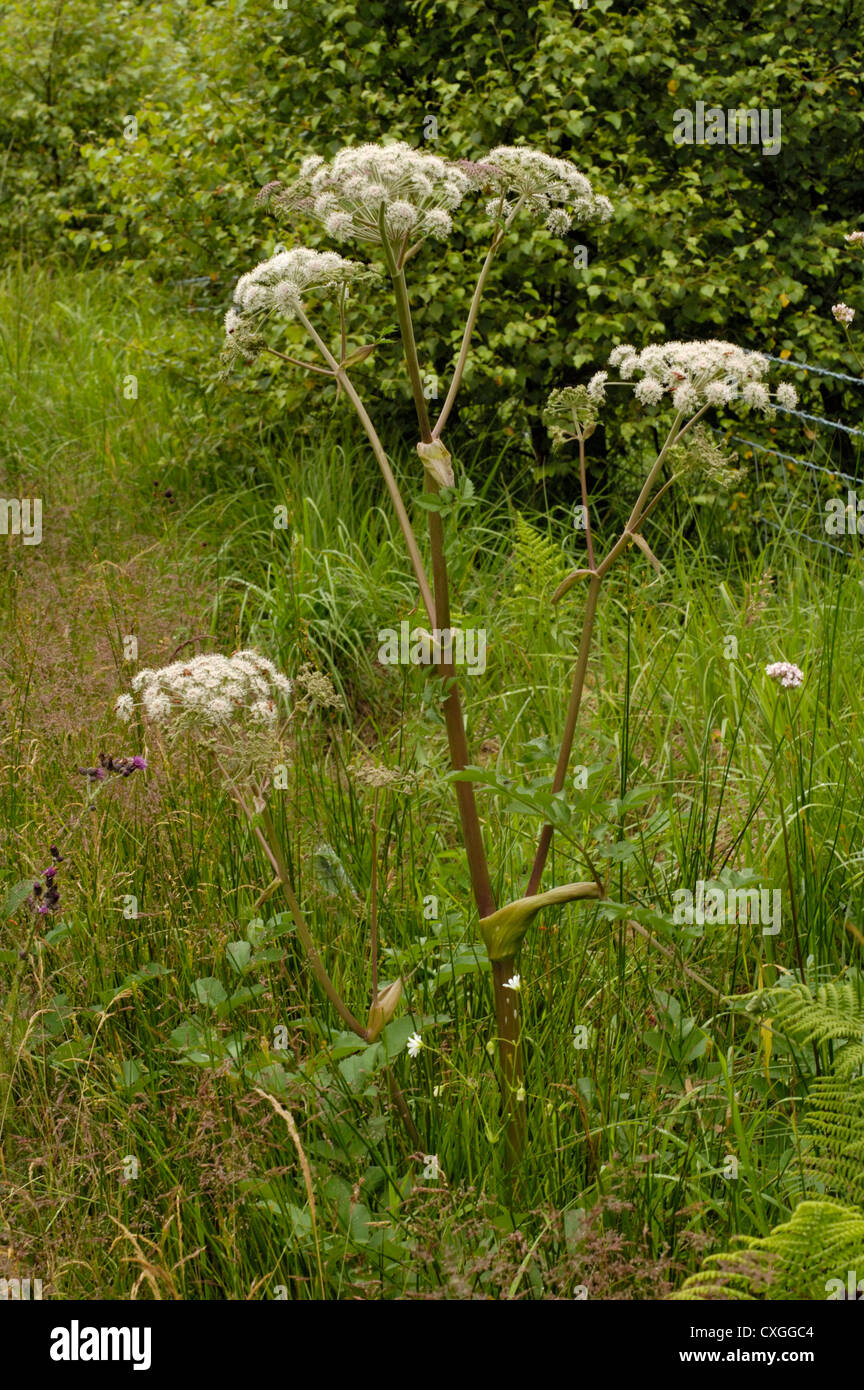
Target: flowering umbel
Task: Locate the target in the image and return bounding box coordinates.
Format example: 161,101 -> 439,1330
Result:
115,651 -> 292,731
590,340 -> 798,417
224,247 -> 374,362
543,385 -> 601,446
481,145 -> 614,233
765,660 -> 804,689
257,142 -> 471,252
832,302 -> 855,326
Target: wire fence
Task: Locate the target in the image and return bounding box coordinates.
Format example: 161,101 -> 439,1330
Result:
715,350 -> 864,555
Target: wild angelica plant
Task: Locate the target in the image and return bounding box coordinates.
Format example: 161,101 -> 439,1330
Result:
224,140 -> 798,1156
113,649 -> 404,1051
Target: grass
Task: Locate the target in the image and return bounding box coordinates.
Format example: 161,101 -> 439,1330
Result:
2,265 -> 864,1299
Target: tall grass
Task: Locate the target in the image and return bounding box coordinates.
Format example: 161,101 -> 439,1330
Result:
2,267 -> 863,1298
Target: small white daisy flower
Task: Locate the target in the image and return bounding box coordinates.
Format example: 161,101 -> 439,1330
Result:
406,1031 -> 423,1058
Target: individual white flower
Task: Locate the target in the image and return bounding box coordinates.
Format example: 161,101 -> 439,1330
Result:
765,660 -> 804,689
424,208 -> 453,238
323,210 -> 354,240
515,1084 -> 526,1103
483,146 -> 613,228
741,381 -> 771,411
586,370 -> 607,402
298,154 -> 325,179
406,1031 -> 423,1058
618,353 -> 640,379
114,692 -> 135,722
503,974 -> 521,991
385,200 -> 418,233
832,302 -> 855,325
144,690 -> 172,723
775,382 -> 798,410
546,207 -> 572,236
672,382 -> 698,413
634,376 -> 664,405
704,380 -> 734,406
250,699 -> 278,723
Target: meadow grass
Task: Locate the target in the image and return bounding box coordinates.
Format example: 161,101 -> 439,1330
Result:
2,267 -> 863,1299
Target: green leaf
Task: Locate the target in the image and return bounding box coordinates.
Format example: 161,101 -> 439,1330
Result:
226,940 -> 253,974
193,976 -> 228,1007
2,879 -> 34,919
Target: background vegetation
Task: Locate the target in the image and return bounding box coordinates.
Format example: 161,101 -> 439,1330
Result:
2,1 -> 863,1300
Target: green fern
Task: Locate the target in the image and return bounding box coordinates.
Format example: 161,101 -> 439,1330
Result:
760,977 -> 864,1078
510,511 -> 567,600
675,977 -> 864,1299
673,1200 -> 864,1300
802,1075 -> 864,1205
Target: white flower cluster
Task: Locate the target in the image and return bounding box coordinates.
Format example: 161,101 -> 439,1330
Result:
587,340 -> 797,416
115,651 -> 292,729
224,246 -> 371,356
844,231 -> 864,247
765,661 -> 804,689
482,146 -> 613,233
832,302 -> 855,325
261,142 -> 471,249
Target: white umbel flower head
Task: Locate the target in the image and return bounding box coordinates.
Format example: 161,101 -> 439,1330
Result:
604,339 -> 797,417
225,247 -> 373,360
481,146 -> 613,229
832,302 -> 855,325
232,247 -> 369,317
586,370 -> 608,402
115,650 -> 292,732
765,660 -> 804,689
259,142 -> 471,252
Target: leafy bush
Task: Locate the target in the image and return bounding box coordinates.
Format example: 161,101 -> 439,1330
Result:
3,0 -> 862,449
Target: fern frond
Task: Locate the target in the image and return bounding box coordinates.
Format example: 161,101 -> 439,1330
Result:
754,977 -> 864,1078
510,511 -> 567,599
672,1201 -> 864,1300
803,1075 -> 864,1206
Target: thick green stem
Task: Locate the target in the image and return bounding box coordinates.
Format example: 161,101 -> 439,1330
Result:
528,407 -> 708,895
432,232 -> 503,440
293,305 -> 437,627
389,267 -> 496,921
391,268 -> 433,442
